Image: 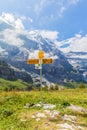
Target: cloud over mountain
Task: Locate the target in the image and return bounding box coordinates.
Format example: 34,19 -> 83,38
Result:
55,33 -> 87,53
0,12 -> 24,29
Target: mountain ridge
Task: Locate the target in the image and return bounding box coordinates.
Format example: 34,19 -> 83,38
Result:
56,37 -> 87,82
0,21 -> 85,83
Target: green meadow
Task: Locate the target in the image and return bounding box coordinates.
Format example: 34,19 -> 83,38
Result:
0,88 -> 87,130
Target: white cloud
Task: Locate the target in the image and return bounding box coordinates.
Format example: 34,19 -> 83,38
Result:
44,52 -> 58,59
75,34 -> 81,38
68,0 -> 80,5
29,50 -> 39,58
0,29 -> 24,47
1,12 -> 15,23
28,30 -> 59,41
34,0 -> 80,18
35,0 -> 46,14
55,34 -> 87,53
20,16 -> 26,20
15,18 -> 24,29
39,30 -> 59,41
58,0 -> 80,17
28,17 -> 33,23
58,6 -> 66,17
0,12 -> 24,29
0,25 -> 59,47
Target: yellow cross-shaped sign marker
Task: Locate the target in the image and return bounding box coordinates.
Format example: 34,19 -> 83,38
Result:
38,51 -> 44,59
27,50 -> 54,104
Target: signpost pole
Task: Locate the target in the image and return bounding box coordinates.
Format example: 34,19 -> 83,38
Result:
27,51 -> 53,104
40,59 -> 43,104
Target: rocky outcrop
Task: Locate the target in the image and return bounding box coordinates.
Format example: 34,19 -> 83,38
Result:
0,59 -> 33,83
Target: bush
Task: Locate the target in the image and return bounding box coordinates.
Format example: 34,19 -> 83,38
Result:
61,100 -> 70,107
54,84 -> 59,90
42,85 -> 48,91
78,83 -> 85,89
50,85 -> 54,91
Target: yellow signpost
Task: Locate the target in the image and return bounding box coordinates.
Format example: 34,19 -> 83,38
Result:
27,51 -> 53,104
38,51 -> 44,59
27,59 -> 39,64
42,58 -> 53,64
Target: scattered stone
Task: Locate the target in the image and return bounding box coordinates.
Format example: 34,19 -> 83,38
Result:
57,123 -> 76,130
57,123 -> 84,130
77,126 -> 84,130
36,113 -> 46,118
36,118 -> 40,122
44,109 -> 60,120
24,103 -> 56,109
31,115 -> 35,119
67,104 -> 87,114
44,110 -> 51,115
31,109 -> 84,130
35,103 -> 42,107
51,110 -> 60,116
49,110 -> 60,118
43,104 -> 56,109
31,110 -> 59,122
62,114 -> 76,123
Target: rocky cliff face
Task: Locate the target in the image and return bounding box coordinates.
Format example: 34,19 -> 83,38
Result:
56,36 -> 87,82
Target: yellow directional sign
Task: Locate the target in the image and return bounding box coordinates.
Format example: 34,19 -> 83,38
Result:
38,51 -> 44,59
27,51 -> 53,103
27,59 -> 39,64
42,58 -> 53,64
27,58 -> 53,64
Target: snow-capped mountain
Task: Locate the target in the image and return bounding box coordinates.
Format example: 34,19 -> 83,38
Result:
0,21 -> 85,83
55,34 -> 87,82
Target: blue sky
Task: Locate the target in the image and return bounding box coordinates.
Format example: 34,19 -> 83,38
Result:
0,0 -> 87,40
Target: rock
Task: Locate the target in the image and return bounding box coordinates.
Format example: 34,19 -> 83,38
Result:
44,110 -> 60,121
34,103 -> 42,107
57,123 -> 83,130
51,110 -> 60,116
31,115 -> 35,119
57,123 -> 75,130
36,113 -> 46,118
43,104 -> 56,109
24,103 -> 56,109
24,103 -> 35,108
77,126 -> 84,130
36,118 -> 40,122
57,123 -> 84,130
67,104 -> 87,114
62,114 -> 76,123
49,110 -> 60,118
44,110 -> 51,115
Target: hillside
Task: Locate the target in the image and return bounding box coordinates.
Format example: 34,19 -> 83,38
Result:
0,60 -> 16,80
0,78 -> 33,91
0,59 -> 33,83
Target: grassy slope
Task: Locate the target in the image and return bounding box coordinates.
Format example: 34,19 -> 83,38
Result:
0,89 -> 87,130
0,78 -> 32,91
